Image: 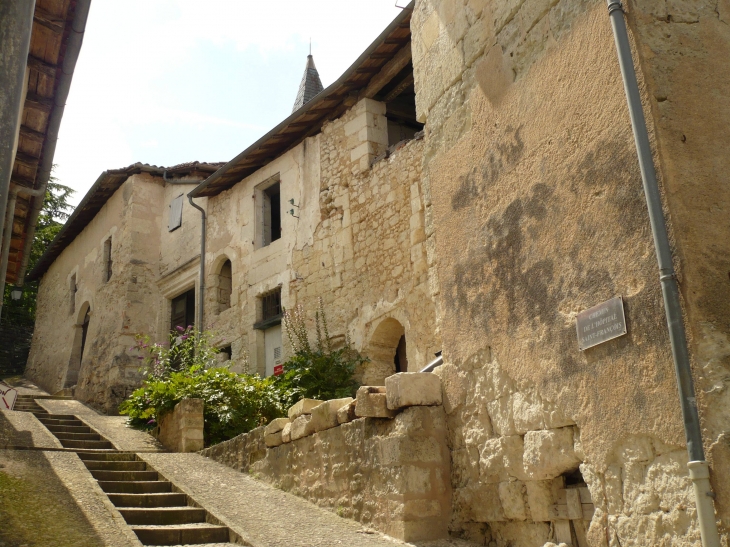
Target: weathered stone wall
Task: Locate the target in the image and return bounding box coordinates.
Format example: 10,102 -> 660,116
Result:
411,0 -> 728,543
156,398 -> 204,453
26,173 -> 165,412
201,405 -> 451,542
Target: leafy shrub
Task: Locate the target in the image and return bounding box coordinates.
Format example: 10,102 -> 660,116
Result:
120,326 -> 285,446
276,300 -> 365,407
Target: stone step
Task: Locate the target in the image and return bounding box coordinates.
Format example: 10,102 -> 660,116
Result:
77,452 -> 137,462
60,439 -> 114,450
54,432 -> 102,441
131,523 -> 229,545
90,469 -> 158,482
98,481 -> 172,494
45,424 -> 91,434
118,507 -> 207,526
38,418 -> 84,427
107,493 -> 188,508
43,414 -> 79,420
83,460 -> 147,472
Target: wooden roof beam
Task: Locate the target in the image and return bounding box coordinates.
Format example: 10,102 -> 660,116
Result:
19,125 -> 46,143
383,72 -> 415,102
27,55 -> 58,77
14,151 -> 40,170
33,6 -> 65,33
24,93 -> 53,114
359,43 -> 412,100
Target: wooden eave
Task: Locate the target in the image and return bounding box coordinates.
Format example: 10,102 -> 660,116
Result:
191,3 -> 414,198
6,0 -> 77,285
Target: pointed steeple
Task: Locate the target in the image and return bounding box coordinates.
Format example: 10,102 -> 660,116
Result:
292,54 -> 324,112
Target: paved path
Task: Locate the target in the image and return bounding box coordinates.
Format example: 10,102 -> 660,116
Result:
140,453 -> 476,547
0,408 -> 63,449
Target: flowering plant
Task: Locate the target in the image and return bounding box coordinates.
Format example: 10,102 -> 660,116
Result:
131,326 -> 220,379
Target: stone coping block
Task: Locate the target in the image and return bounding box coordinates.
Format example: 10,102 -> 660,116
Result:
281,422 -> 292,443
310,398 -> 354,433
158,398 -> 204,453
264,417 -> 290,436
290,414 -> 315,441
288,399 -> 322,420
337,400 -> 357,424
355,386 -> 397,418
265,430 -> 284,448
385,372 -> 442,410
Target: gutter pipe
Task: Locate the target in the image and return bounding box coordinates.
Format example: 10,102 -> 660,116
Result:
187,193 -> 206,333
14,0 -> 92,287
0,184 -> 45,318
606,2 -> 720,545
420,354 -> 443,373
0,0 -> 35,291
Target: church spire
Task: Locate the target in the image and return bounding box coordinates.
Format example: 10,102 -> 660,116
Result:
292,54 -> 324,112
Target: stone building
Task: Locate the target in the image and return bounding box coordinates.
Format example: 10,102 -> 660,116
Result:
24,1 -> 730,545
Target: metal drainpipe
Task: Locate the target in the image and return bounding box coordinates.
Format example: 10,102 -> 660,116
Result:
0,185 -> 45,318
14,0 -> 92,288
606,2 -> 720,545
187,194 -> 206,333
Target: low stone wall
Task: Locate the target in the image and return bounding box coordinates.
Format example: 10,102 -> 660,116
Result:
200,373 -> 451,542
157,398 -> 204,453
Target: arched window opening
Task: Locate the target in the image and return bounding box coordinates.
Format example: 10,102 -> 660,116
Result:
65,303 -> 90,388
216,259 -> 232,314
363,317 -> 406,386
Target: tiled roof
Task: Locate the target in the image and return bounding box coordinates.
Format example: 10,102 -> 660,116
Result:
28,161 -> 220,281
292,55 -> 324,112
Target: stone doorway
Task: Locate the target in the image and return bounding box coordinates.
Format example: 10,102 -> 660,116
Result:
64,303 -> 90,388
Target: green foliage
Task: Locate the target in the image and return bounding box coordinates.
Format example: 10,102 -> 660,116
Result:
2,176 -> 74,324
277,299 -> 365,406
120,326 -> 286,445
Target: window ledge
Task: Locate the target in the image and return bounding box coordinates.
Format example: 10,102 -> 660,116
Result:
253,314 -> 282,331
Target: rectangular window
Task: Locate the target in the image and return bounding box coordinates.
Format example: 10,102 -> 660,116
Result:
103,237 -> 113,282
256,178 -> 281,248
262,288 -> 282,321
168,194 -> 184,232
170,288 -> 195,332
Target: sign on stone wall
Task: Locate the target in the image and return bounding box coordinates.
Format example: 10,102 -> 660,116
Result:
575,296 -> 627,350
1,382 -> 18,410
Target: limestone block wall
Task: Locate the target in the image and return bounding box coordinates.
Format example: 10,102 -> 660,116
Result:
410,0 -> 728,543
290,98 -> 439,383
27,173 -> 166,413
201,405 -> 451,542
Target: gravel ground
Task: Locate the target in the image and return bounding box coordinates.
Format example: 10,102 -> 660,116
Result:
0,450 -> 141,547
0,409 -> 62,449
36,399 -> 164,452
140,453 -> 481,547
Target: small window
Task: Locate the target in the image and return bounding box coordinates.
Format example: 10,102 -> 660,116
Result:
169,194 -> 184,232
103,237 -> 113,283
70,274 -> 77,315
216,259 -> 232,314
260,182 -> 281,247
262,288 -> 282,321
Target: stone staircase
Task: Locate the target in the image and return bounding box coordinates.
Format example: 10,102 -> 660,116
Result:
12,394 -> 239,546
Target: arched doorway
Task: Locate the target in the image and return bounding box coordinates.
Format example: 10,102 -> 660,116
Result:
363,317 -> 407,385
64,303 -> 90,388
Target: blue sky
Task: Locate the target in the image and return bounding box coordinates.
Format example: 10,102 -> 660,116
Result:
54,1 -> 408,205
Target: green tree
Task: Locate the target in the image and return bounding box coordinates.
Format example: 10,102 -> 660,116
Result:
2,176 -> 74,323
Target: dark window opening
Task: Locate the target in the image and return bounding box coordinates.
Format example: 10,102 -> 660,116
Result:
103,237 -> 113,283
70,274 -> 77,315
170,288 -> 195,332
262,288 -> 282,321
219,345 -> 232,360
375,62 -> 423,147
262,182 -> 281,246
394,334 -> 408,373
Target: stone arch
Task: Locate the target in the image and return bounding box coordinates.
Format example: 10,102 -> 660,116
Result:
362,317 -> 406,385
213,256 -> 233,314
64,302 -> 91,388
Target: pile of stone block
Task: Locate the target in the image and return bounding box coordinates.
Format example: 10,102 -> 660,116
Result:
262,372 -> 443,448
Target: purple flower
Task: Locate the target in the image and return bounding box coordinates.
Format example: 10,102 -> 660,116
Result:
181,335 -> 189,341
176,326 -> 185,332
147,418 -> 156,424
